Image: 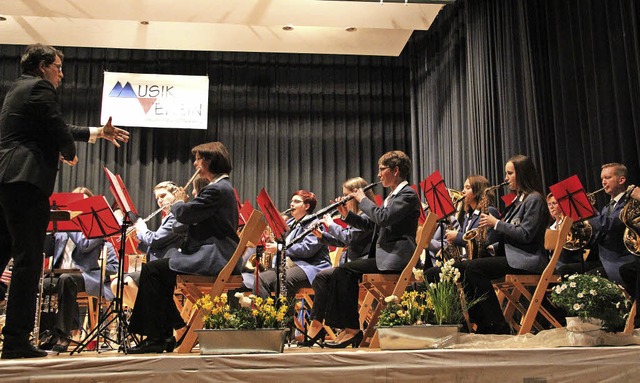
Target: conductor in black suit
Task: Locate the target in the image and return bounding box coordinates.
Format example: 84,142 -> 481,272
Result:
0,44 -> 129,359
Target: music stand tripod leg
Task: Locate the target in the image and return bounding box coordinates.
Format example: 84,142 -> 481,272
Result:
71,217 -> 134,354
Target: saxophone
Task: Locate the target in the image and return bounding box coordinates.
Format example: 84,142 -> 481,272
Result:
620,185 -> 640,255
462,182 -> 507,259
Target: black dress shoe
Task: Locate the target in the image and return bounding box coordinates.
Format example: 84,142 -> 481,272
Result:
1,344 -> 48,359
52,338 -> 71,353
165,336 -> 176,353
128,338 -> 167,354
298,328 -> 326,348
325,330 -> 363,349
39,334 -> 60,351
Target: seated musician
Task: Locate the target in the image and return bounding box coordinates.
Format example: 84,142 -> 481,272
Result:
128,142 -> 239,354
110,181 -> 187,308
583,163 -> 635,289
251,190 -> 332,299
464,154 -> 548,334
40,187 -> 120,353
423,175 -> 500,283
321,150 -> 421,348
301,177 -> 376,347
546,193 -> 600,273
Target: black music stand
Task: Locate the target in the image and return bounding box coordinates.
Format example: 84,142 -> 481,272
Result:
256,188 -> 290,302
66,196 -> 120,354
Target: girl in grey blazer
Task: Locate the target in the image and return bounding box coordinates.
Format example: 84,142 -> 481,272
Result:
464,154 -> 548,334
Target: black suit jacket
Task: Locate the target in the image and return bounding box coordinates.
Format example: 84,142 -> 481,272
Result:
0,75 -> 90,195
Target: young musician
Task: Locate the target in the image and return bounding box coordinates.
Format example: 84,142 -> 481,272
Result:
322,150 -> 421,348
587,163 -> 635,288
39,187 -> 119,353
128,142 -> 239,354
423,175 -> 500,283
300,177 -> 376,346
110,181 -> 187,308
254,190 -> 332,299
465,154 -> 548,334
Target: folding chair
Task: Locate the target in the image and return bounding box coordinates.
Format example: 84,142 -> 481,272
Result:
174,209 -> 266,353
358,212 -> 438,347
494,216 -> 573,334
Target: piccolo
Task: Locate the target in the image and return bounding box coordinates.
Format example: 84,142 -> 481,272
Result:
300,181 -> 380,225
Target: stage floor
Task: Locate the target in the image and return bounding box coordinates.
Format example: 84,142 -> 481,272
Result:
2,341 -> 640,382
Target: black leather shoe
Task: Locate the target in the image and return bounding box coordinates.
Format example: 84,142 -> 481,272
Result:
325,330 -> 363,349
52,337 -> 71,353
165,336 -> 176,352
127,338 -> 166,354
1,344 -> 48,359
39,334 -> 60,351
298,328 -> 326,348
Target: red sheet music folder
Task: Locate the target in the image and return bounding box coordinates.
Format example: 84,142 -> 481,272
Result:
104,167 -> 138,215
549,175 -> 595,221
68,196 -> 120,239
421,171 -> 455,220
48,192 -> 85,232
256,188 -> 289,242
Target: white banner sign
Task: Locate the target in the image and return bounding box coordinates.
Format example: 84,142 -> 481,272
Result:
101,72 -> 209,130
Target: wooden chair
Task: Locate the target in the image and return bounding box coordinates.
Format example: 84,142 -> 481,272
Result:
358,212 -> 438,347
173,209 -> 266,353
494,216 -> 573,335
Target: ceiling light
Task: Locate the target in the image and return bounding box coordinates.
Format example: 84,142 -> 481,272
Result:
0,16 -> 7,22
345,27 -> 357,32
282,25 -> 294,31
140,20 -> 149,25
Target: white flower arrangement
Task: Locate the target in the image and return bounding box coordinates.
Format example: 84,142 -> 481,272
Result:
551,273 -> 631,331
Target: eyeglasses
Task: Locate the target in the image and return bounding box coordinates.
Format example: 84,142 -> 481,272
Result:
50,63 -> 62,73
378,166 -> 390,172
290,199 -> 304,204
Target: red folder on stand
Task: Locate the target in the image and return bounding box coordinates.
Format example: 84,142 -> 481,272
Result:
48,192 -> 85,232
104,167 -> 138,215
421,171 -> 455,220
68,196 -> 120,239
256,188 -> 290,242
549,175 -> 595,221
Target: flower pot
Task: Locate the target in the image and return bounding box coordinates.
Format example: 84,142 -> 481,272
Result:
377,325 -> 459,350
565,316 -> 604,346
196,328 -> 289,355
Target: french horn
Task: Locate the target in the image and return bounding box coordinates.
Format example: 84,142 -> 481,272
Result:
620,185 -> 640,256
563,187 -> 604,251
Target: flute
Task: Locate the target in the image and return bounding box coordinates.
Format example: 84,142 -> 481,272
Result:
300,181 -> 380,225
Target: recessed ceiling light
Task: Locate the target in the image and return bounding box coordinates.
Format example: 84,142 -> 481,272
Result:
140,20 -> 149,25
282,25 -> 294,31
345,27 -> 357,32
0,16 -> 7,22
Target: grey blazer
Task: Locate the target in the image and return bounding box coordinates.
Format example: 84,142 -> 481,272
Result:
495,192 -> 548,273
344,184 -> 421,271
167,178 -> 240,276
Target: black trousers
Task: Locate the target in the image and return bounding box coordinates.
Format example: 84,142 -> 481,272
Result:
128,258 -> 185,339
325,258 -> 390,330
309,268 -> 335,322
257,264 -> 310,299
42,273 -> 86,336
0,183 -> 50,344
463,256 -> 531,327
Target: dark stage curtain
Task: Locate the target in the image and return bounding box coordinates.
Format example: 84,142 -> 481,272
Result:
409,0 -> 640,204
0,47 -> 412,224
